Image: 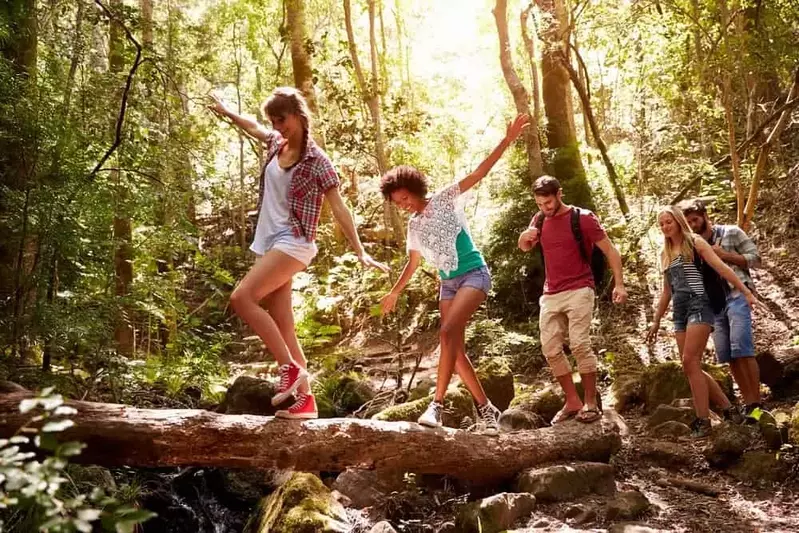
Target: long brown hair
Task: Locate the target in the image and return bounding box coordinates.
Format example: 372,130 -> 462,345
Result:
262,87 -> 312,147
658,205 -> 697,272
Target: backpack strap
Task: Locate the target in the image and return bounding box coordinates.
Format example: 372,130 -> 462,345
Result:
570,208 -> 590,265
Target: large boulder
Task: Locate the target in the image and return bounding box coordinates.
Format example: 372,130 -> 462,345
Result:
219,376 -> 292,415
510,375 -> 584,423
372,388 -> 476,428
515,462 -> 615,502
456,492 -> 536,533
605,490 -> 652,521
471,357 -> 515,410
703,423 -> 753,467
332,468 -> 405,509
728,451 -> 788,485
649,421 -> 692,439
756,347 -> 799,398
314,372 -> 375,418
612,371 -> 644,413
759,409 -> 790,450
646,405 -> 695,429
641,362 -> 732,412
637,440 -> 693,469
498,408 -> 548,431
245,472 -> 350,533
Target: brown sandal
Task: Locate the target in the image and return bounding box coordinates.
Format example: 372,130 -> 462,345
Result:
550,406 -> 580,425
576,406 -> 602,423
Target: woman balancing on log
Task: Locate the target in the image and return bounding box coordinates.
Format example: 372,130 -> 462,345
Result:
379,114 -> 530,435
209,87 -> 389,420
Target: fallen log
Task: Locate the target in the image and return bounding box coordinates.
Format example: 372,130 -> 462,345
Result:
0,393 -> 621,483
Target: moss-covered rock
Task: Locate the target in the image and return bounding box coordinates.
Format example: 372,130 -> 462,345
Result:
463,357 -> 515,410
65,465 -> 116,494
612,371 -> 644,413
372,388 -> 476,428
456,492 -> 537,533
408,377 -> 436,401
245,472 -> 349,533
510,376 -> 584,423
727,451 -> 788,485
791,402 -> 799,445
641,362 -> 732,412
220,376 -> 292,415
313,371 -> 375,418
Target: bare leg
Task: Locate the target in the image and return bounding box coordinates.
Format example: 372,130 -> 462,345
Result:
731,358 -> 761,405
262,278 -> 310,394
556,373 -> 584,412
580,372 -> 598,410
230,250 -> 305,367
439,299 -> 489,404
434,287 -> 486,403
677,325 -> 714,418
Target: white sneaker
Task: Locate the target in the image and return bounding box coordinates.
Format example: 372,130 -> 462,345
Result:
417,401 -> 443,428
475,401 -> 502,436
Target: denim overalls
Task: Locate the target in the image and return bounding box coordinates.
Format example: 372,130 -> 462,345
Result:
666,256 -> 715,332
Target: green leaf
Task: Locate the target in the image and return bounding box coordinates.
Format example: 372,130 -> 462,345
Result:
19,399 -> 38,413
57,441 -> 86,457
42,419 -> 75,433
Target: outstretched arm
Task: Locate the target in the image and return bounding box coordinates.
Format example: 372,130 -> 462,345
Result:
208,93 -> 273,144
595,237 -> 627,303
381,250 -> 422,314
325,187 -> 389,272
695,237 -> 759,309
458,114 -> 529,194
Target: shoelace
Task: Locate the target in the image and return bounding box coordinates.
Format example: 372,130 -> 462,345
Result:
478,404 -> 498,426
278,364 -> 291,391
289,393 -> 308,411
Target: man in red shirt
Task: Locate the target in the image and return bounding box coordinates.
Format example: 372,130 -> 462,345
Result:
518,176 -> 627,424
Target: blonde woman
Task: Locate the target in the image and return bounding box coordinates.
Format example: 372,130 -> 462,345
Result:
646,206 -> 758,437
209,87 -> 388,419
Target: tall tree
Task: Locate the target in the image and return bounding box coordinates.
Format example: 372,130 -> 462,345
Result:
286,0 -> 325,148
492,0 -> 544,183
520,4 -> 541,133
534,0 -> 593,210
109,0 -> 134,356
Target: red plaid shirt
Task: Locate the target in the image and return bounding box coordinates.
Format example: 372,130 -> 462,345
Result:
254,133 -> 340,242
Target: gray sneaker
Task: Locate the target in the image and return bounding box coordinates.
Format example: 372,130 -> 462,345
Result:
418,401 -> 443,428
690,417 -> 712,438
476,402 -> 502,436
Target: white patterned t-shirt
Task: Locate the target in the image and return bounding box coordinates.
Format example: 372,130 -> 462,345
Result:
406,183 -> 472,276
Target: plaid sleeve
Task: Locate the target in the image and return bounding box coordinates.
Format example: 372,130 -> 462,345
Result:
314,156 -> 340,194
729,226 -> 761,268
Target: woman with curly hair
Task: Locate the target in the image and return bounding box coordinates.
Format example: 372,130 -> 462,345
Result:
379,114 -> 529,435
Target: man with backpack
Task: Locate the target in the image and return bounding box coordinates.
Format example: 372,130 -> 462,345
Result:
518,176 -> 627,424
682,199 -> 763,420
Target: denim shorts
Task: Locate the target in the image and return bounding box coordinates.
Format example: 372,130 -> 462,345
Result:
713,292 -> 755,363
439,265 -> 491,301
672,291 -> 715,332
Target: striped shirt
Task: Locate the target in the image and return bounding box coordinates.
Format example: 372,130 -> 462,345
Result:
710,225 -> 760,290
669,255 -> 705,295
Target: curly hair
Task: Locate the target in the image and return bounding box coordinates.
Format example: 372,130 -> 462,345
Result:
380,165 -> 429,200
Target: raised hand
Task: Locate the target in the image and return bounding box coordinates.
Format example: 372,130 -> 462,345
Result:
207,93 -> 231,117
358,252 -> 390,273
518,227 -> 539,252
506,113 -> 530,143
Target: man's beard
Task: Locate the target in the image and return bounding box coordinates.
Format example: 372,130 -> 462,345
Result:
697,219 -> 708,235
545,199 -> 563,217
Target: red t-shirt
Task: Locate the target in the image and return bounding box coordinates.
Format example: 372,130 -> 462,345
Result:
539,207 -> 607,295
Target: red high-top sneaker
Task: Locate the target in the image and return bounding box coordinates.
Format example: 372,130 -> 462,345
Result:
275,392 -> 318,420
271,362 -> 309,406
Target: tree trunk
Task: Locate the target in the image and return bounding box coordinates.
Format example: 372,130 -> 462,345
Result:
110,0 -> 134,356
344,0 -> 403,244
492,0 -> 544,184
140,0 -> 153,49
0,0 -> 37,79
285,0 -> 325,149
559,50 -> 629,219
534,0 -> 593,210
743,67 -> 799,230
0,393 -> 622,484
520,5 -> 541,135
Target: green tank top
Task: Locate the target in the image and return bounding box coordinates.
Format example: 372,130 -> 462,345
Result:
439,229 -> 486,280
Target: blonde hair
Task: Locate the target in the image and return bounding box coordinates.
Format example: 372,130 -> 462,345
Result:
262,87 -> 312,145
658,205 -> 697,272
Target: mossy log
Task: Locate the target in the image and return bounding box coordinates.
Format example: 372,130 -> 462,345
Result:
0,392 -> 621,483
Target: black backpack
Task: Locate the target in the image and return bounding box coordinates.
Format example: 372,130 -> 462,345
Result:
695,231 -> 731,314
533,208 -> 609,293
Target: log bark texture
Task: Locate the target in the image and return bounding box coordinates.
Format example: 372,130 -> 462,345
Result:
0,393 -> 621,483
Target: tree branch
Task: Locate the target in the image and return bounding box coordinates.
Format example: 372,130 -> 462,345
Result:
88,0 -> 144,180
